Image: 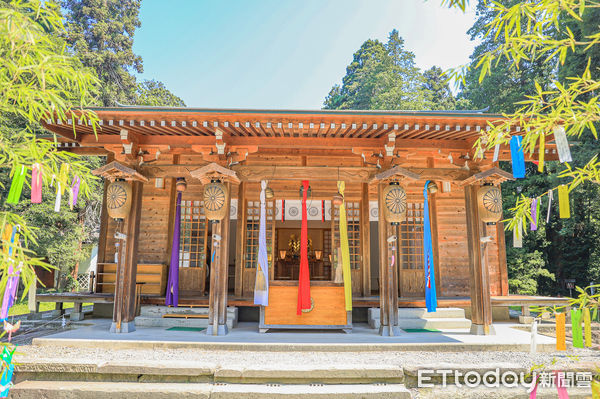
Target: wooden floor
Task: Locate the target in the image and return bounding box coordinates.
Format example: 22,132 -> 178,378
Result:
36,292 -> 569,308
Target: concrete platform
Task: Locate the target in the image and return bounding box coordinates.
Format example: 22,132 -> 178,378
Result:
32,319 -> 557,352
368,307 -> 472,330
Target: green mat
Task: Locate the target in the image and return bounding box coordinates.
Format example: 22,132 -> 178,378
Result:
166,327 -> 206,332
403,328 -> 441,333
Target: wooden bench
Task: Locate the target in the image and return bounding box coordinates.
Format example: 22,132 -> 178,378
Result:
162,313 -> 208,319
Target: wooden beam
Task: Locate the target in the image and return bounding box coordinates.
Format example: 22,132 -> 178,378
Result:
234,166 -> 373,183
464,184 -> 494,335
110,180 -> 143,333
360,183 -> 371,297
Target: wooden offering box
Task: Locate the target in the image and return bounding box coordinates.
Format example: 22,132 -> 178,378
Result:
96,263 -> 167,295
259,282 -> 352,333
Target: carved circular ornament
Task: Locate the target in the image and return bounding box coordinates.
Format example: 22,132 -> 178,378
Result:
204,184 -> 226,211
385,186 -> 407,215
308,206 -> 318,217
301,297 -> 315,313
289,206 -> 299,217
482,187 -> 502,214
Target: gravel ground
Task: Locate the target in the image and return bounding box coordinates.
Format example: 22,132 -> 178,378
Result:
15,344 -> 599,370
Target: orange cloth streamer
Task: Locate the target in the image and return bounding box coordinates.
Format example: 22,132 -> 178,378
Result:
555,312 -> 566,351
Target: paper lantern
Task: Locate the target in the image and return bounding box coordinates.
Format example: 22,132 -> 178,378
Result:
477,184 -> 503,224
106,180 -> 132,220
175,177 -> 187,192
427,181 -> 438,194
382,182 -> 407,225
203,179 -> 228,221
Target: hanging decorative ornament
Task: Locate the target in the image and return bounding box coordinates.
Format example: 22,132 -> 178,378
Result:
477,184 -> 503,224
265,187 -> 274,199
426,181 -> 438,194
382,181 -> 407,225
175,177 -> 187,192
553,126 -> 572,163
203,179 -> 228,221
106,180 -> 132,220
332,192 -> 344,206
299,183 -> 311,199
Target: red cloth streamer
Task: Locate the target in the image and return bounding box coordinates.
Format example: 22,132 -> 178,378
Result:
281,199 -> 285,222
321,200 -> 325,222
297,180 -> 311,315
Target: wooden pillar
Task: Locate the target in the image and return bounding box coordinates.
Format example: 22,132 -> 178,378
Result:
234,182 -> 246,297
496,221 -> 509,296
207,182 -> 231,335
378,183 -> 400,336
96,153 -> 114,265
464,184 -> 494,335
360,183 -> 371,297
111,180 -> 143,333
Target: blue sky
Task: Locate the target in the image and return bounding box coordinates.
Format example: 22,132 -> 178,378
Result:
133,1 -> 477,109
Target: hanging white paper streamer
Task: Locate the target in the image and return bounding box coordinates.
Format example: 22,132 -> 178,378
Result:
54,182 -> 62,212
492,144 -> 500,162
513,221 -> 523,248
530,320 -> 537,354
442,182 -> 451,193
553,126 -> 572,163
546,189 -> 553,223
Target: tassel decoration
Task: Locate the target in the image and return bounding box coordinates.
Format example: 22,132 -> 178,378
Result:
558,185 -> 570,219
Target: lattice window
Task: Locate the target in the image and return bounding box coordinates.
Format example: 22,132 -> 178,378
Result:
396,202 -> 424,270
244,200 -> 275,269
179,200 -> 207,268
323,229 -> 332,266
332,201 -> 361,270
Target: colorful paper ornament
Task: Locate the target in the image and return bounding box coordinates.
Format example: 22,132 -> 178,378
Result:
70,175 -> 80,210
530,198 -> 538,231
538,134 -> 545,172
254,180 -> 269,306
0,346 -> 15,397
510,136 -> 525,178
553,126 -> 572,163
584,307 -> 592,348
546,189 -> 553,223
558,185 -> 570,219
513,220 -> 523,248
6,165 -> 26,204
571,308 -> 583,348
556,312 -> 566,351
338,181 -> 352,312
493,143 -> 500,162
31,163 -> 42,203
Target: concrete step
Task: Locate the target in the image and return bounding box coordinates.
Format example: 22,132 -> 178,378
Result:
136,306 -> 237,329
369,317 -> 472,330
368,307 -> 466,320
9,380 -> 411,398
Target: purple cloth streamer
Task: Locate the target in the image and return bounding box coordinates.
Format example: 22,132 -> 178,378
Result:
71,175 -> 80,207
1,227 -> 20,321
165,192 -> 181,307
531,198 -> 538,231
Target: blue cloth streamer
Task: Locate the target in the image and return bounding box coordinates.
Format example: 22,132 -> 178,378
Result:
423,181 -> 437,312
510,136 -> 526,178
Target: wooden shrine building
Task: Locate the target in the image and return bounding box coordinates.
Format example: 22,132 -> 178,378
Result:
42,107 -> 555,335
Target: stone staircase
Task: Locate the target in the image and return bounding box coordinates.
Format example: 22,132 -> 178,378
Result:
10,360 -> 411,398
134,305 -> 238,330
368,307 -> 471,330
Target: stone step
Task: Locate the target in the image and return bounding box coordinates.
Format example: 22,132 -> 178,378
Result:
368,317 -> 472,330
368,307 -> 466,320
140,305 -> 225,317
134,315 -> 235,329
9,380 -> 411,398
